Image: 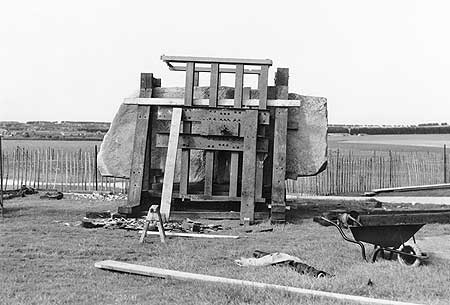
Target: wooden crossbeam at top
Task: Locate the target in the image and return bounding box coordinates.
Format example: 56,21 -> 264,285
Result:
161,55 -> 273,66
168,65 -> 262,75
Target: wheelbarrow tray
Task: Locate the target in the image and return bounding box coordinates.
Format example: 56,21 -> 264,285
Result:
350,223 -> 425,248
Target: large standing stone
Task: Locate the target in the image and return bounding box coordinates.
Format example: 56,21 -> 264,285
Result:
97,103 -> 137,178
286,94 -> 327,179
97,88 -> 327,181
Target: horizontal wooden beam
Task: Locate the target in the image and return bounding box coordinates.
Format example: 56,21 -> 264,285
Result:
124,98 -> 300,108
144,191 -> 266,203
155,134 -> 269,153
359,212 -> 450,226
161,55 -> 272,66
157,107 -> 270,125
169,65 -> 261,75
95,261 -> 423,305
170,211 -> 268,220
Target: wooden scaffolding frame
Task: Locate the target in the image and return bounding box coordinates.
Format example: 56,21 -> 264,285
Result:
119,55 -> 292,223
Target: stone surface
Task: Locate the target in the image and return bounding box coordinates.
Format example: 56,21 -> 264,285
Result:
97,103 -> 137,178
286,94 -> 328,179
97,88 -> 328,182
97,103 -> 205,183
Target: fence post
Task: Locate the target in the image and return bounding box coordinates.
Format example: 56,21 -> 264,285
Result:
335,149 -> 340,194
94,145 -> 98,191
389,150 -> 393,187
0,136 -> 3,216
444,144 -> 447,183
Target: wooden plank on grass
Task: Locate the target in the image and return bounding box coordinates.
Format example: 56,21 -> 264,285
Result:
159,108 -> 183,221
140,231 -> 239,239
95,260 -> 424,305
364,182 -> 450,196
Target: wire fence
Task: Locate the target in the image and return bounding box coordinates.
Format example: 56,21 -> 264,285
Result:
0,140 -> 448,196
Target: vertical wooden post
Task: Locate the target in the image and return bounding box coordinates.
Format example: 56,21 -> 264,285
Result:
229,65 -> 244,197
234,64 -> 244,106
240,110 -> 259,223
204,63 -> 219,197
270,68 -> 289,223
270,108 -> 288,222
124,73 -> 154,215
257,65 -> 269,109
180,63 -> 195,197
193,71 -> 200,87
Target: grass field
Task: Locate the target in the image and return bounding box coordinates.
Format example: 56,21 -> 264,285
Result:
329,134 -> 450,153
1,196 -> 450,305
3,134 -> 450,154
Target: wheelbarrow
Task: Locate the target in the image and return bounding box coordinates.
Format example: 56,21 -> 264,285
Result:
314,211 -> 429,266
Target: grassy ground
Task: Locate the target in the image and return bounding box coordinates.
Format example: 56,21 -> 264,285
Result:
1,196 -> 450,305
328,134 -> 449,153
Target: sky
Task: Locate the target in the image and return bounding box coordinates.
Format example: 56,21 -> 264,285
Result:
1,0 -> 449,125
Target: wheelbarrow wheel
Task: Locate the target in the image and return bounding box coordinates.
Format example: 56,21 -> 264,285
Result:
397,244 -> 422,267
372,246 -> 385,263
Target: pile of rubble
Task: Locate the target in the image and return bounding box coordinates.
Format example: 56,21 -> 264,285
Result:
81,212 -> 227,233
70,192 -> 127,201
2,185 -> 38,200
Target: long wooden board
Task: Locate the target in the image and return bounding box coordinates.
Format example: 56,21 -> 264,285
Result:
240,110 -> 259,223
126,105 -> 151,212
124,98 -> 299,107
95,260 -> 423,305
159,108 -> 183,221
161,55 -> 272,66
140,231 -> 240,239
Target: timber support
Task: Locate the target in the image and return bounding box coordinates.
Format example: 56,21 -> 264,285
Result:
119,56 -> 298,223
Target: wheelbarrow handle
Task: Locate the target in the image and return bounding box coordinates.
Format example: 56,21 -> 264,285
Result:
319,217 -> 367,262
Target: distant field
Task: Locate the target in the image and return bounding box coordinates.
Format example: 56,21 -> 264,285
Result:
329,134 -> 450,153
3,134 -> 449,153
1,139 -> 102,153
